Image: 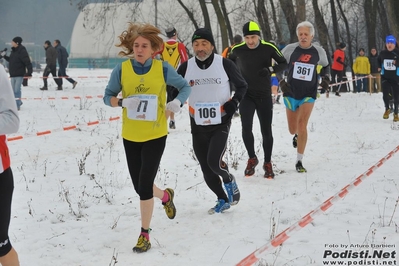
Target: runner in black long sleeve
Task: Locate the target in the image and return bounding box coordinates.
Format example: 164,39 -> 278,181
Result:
378,35 -> 399,122
229,21 -> 287,179
177,28 -> 248,214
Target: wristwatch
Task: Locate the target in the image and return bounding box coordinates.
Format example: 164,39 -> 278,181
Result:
118,99 -> 123,107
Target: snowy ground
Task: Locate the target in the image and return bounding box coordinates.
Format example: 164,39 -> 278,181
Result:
6,68 -> 399,266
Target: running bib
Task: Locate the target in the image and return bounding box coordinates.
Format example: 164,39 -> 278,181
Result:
194,102 -> 221,125
383,59 -> 396,71
293,62 -> 314,81
127,94 -> 158,121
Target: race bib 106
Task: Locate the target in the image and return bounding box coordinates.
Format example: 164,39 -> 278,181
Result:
194,102 -> 221,125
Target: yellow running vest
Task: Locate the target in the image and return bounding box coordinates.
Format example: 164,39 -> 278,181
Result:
161,42 -> 181,69
121,59 -> 167,142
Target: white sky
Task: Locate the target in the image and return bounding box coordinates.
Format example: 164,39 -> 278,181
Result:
6,68 -> 399,266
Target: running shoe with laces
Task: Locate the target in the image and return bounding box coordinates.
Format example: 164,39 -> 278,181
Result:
224,175 -> 240,205
292,134 -> 298,148
295,160 -> 307,173
263,162 -> 275,179
162,188 -> 176,219
383,109 -> 391,119
244,156 -> 258,176
394,113 -> 399,122
208,199 -> 230,214
132,234 -> 151,253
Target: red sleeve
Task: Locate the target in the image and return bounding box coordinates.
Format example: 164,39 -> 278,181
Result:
153,43 -> 164,58
178,43 -> 188,63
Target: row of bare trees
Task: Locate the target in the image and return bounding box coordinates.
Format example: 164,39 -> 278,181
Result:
73,0 -> 399,63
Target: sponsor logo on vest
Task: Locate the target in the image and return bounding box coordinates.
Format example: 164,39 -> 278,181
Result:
135,84 -> 151,93
192,78 -> 221,86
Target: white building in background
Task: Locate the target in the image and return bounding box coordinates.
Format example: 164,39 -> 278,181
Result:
69,1 -> 145,68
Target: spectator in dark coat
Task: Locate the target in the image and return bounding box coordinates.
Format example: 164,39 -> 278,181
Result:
1,36 -> 32,110
369,47 -> 381,93
40,40 -> 62,90
53,39 -> 77,89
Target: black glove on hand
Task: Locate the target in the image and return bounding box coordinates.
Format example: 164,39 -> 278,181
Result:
258,67 -> 271,77
279,80 -> 293,97
320,76 -> 330,91
223,98 -> 239,118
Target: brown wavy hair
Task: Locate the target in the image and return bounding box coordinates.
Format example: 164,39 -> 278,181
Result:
116,22 -> 163,58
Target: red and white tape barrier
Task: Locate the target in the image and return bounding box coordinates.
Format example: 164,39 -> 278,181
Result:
236,144 -> 399,266
7,116 -> 120,142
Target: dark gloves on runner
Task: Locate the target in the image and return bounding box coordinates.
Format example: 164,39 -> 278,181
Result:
223,98 -> 239,118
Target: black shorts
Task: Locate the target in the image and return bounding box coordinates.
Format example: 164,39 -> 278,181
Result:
166,85 -> 179,103
0,167 -> 14,256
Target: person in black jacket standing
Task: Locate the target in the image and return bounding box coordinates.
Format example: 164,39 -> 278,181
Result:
369,48 -> 381,93
230,21 -> 287,179
0,36 -> 32,110
40,40 -> 62,90
53,40 -> 77,89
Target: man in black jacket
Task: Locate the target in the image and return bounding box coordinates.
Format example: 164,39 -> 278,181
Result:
40,40 -> 62,90
54,40 -> 77,89
230,21 -> 288,179
1,36 -> 32,110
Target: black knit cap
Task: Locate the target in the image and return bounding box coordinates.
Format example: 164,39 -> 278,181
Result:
12,36 -> 22,45
192,28 -> 215,46
339,42 -> 346,49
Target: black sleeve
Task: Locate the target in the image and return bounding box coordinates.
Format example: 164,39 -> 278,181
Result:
271,48 -> 288,74
336,56 -> 345,65
222,58 -> 247,102
21,47 -> 33,75
177,61 -> 188,77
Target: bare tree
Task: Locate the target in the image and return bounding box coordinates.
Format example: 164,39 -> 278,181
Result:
364,0 -> 377,51
386,0 -> 399,36
296,0 -> 306,22
279,0 -> 298,42
268,0 -> 282,42
330,0 -> 340,45
377,1 -> 390,42
312,0 -> 331,58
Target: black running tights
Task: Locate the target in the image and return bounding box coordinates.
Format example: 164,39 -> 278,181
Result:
0,167 -> 14,257
123,136 -> 166,201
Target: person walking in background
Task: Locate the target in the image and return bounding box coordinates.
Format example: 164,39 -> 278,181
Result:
229,21 -> 287,179
0,64 -> 20,266
156,27 -> 188,129
279,21 -> 330,172
331,42 -> 346,96
221,34 -> 242,59
378,35 -> 399,122
53,40 -> 77,89
0,36 -> 32,110
369,47 -> 381,93
353,48 -> 370,93
177,28 -> 247,214
103,22 -> 191,253
40,40 -> 62,91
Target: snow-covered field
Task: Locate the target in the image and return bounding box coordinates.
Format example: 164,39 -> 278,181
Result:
6,68 -> 398,266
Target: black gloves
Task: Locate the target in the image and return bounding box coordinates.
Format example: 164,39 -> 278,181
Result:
223,98 -> 239,118
258,67 -> 273,77
320,76 -> 330,91
279,79 -> 293,97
